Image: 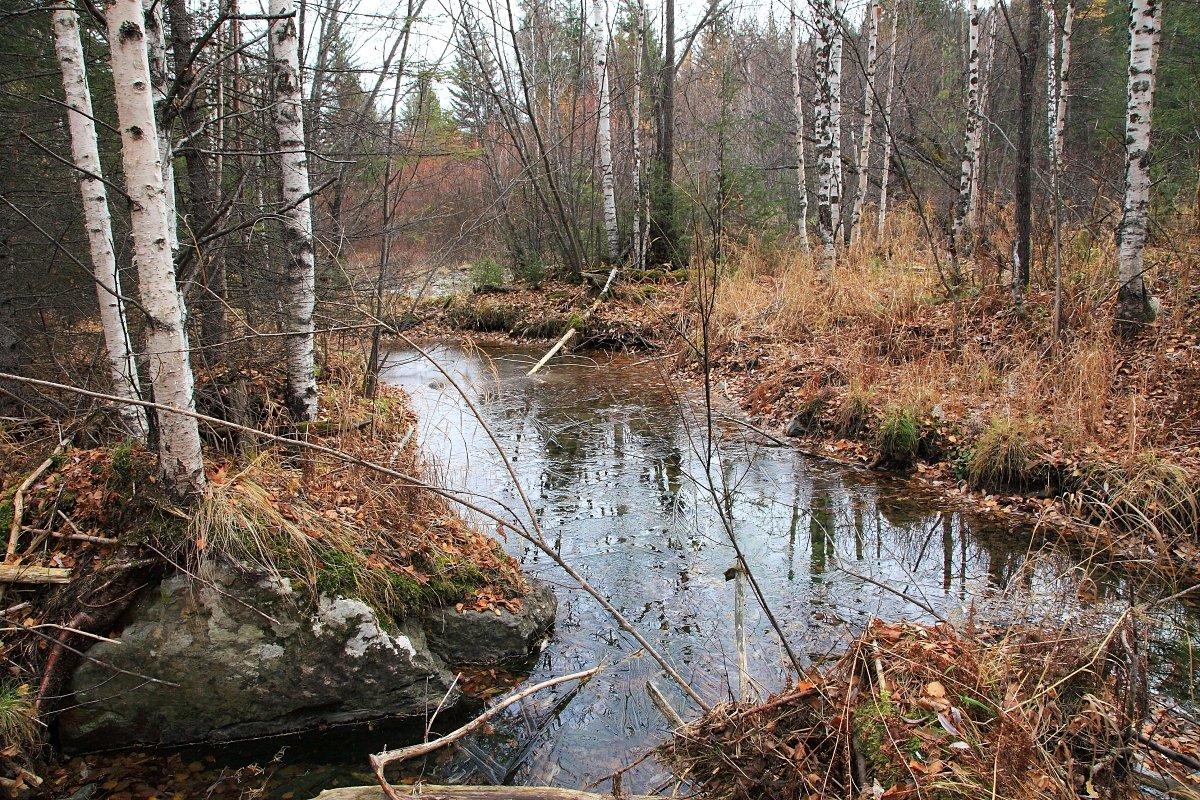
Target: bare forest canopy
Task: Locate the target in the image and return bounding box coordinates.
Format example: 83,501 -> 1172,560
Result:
0,0 -> 1197,489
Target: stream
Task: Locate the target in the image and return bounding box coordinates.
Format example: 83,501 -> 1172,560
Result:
67,341 -> 1200,799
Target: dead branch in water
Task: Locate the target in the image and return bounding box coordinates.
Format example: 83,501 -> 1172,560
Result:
369,667 -> 602,800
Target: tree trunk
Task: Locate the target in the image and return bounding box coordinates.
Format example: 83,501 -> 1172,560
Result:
849,0 -> 880,245
53,7 -> 147,439
1115,0 -> 1163,337
105,0 -> 205,500
791,0 -> 810,252
649,0 -> 676,265
950,0 -> 981,269
269,0 -> 319,421
141,0 -> 178,259
165,0 -> 228,364
631,0 -> 647,270
1051,0 -> 1074,340
876,0 -> 899,241
593,0 -> 619,262
966,8 -> 996,232
1012,0 -> 1042,314
813,0 -> 839,268
830,19 -> 844,243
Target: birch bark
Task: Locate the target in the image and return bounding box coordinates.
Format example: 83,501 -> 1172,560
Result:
592,0 -> 619,262
1115,0 -> 1163,335
813,0 -> 838,267
829,19 -> 844,242
53,7 -> 147,439
141,0 -> 177,258
876,0 -> 898,240
951,0 -> 981,261
105,0 -> 205,499
849,0 -> 880,244
790,0 -> 810,251
269,0 -> 319,420
966,9 -> 996,231
632,0 -> 647,270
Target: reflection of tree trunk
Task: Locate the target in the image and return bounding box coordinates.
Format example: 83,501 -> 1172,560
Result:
166,0 -> 228,364
809,482 -> 834,579
53,7 -> 147,438
941,515 -> 953,592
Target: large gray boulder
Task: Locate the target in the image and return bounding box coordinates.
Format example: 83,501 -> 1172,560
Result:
57,570 -> 556,752
424,580 -> 558,666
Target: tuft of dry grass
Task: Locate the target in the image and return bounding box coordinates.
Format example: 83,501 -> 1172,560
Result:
1075,452 -> 1200,544
968,414 -> 1036,492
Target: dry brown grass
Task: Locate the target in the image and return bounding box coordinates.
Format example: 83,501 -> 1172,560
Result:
711,209 -> 1199,460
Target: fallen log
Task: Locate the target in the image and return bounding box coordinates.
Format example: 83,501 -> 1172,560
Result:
315,786 -> 661,800
0,564 -> 71,584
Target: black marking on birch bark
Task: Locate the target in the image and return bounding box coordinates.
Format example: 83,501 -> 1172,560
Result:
119,20 -> 142,42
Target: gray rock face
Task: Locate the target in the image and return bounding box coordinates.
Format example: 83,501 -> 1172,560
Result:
423,580 -> 558,666
57,571 -> 556,752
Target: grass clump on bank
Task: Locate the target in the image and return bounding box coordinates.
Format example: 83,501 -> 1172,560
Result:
875,406 -> 921,467
1075,453 -> 1200,546
968,414 -> 1036,492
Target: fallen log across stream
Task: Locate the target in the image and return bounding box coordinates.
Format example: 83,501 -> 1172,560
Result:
314,786 -> 661,800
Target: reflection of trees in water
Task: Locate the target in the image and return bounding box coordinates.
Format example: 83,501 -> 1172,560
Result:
809,478 -> 835,580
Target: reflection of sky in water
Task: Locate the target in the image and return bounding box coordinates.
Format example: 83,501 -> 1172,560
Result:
378,343 -> 1199,792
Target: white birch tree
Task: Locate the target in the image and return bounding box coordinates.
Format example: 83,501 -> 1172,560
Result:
876,0 -> 899,240
269,0 -> 319,420
965,8 -> 996,232
53,7 -> 147,439
829,18 -> 844,242
105,0 -> 205,499
790,0 -> 810,252
849,0 -> 880,244
1115,0 -> 1163,335
141,0 -> 177,258
592,0 -> 619,262
950,0 -> 982,260
632,0 -> 647,270
813,0 -> 839,267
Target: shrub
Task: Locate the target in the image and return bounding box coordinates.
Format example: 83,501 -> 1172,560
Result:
514,256 -> 546,287
968,415 -> 1035,491
875,406 -> 921,466
470,257 -> 506,290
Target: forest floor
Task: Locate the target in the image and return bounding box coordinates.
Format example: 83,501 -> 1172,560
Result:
408,223 -> 1200,590
0,354 -> 528,795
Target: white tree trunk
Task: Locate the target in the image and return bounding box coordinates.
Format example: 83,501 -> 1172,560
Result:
813,0 -> 838,267
1115,0 -> 1163,334
790,0 -> 810,252
876,0 -> 899,240
141,0 -> 177,258
592,0 -> 619,262
849,0 -> 880,244
965,8 -> 996,231
105,0 -> 205,500
269,0 -> 319,420
951,0 -> 981,256
632,0 -> 647,270
53,8 -> 147,439
830,19 -> 844,242
1046,4 -> 1059,173
1053,1 -> 1073,178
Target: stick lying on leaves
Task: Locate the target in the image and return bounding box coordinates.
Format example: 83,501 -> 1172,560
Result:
369,667 -> 602,800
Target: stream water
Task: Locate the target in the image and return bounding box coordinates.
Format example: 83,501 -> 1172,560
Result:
373,342 -> 1199,792
67,341 -> 1200,799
